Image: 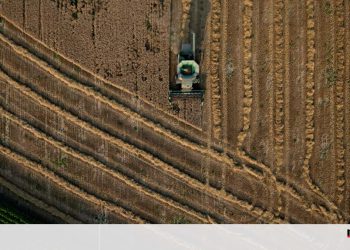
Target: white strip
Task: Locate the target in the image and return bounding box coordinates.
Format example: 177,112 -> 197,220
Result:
0,225 -> 349,250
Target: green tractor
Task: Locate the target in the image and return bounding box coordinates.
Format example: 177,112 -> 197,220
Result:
170,33 -> 204,98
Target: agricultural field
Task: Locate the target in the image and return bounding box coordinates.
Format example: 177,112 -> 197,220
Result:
0,0 -> 349,223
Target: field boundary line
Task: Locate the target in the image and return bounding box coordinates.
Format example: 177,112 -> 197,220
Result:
0,145 -> 145,224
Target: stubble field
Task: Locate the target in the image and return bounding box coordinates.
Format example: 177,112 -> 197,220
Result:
0,0 -> 349,223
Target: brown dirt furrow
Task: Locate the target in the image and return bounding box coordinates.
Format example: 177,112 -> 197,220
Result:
0,145 -> 145,224
208,0 -> 223,140
0,106 -> 209,224
237,0 -> 253,149
0,175 -> 79,223
309,0 -> 336,212
245,0 -> 274,166
273,0 -> 285,174
22,0 -> 25,29
281,0 -> 306,189
225,0 -> 243,150
0,70 -> 278,224
333,0 -> 346,206
38,0 -> 42,40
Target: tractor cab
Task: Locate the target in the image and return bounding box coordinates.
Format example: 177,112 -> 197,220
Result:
169,33 -> 204,99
